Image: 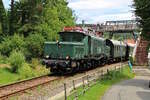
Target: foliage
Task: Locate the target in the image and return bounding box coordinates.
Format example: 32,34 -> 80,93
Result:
0,54 -> 8,64
0,0 -> 8,34
0,22 -> 3,42
8,51 -> 25,73
0,22 -> 2,34
25,33 -> 45,59
30,58 -> 49,76
30,58 -> 39,69
41,7 -> 63,40
18,60 -> 49,78
9,0 -> 43,36
18,63 -> 33,78
32,65 -> 49,77
133,0 -> 150,40
0,34 -> 25,56
8,0 -> 75,37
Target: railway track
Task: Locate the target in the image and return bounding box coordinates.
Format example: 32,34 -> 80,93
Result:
0,62 -> 127,100
0,75 -> 60,100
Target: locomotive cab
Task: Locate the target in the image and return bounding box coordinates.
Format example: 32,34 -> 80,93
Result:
59,32 -> 86,42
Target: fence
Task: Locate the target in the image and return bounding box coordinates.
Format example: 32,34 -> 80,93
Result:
49,63 -> 127,100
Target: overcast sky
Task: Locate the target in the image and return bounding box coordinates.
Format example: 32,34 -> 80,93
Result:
3,0 -> 135,24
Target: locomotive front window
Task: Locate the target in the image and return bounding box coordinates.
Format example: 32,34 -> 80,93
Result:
59,32 -> 85,42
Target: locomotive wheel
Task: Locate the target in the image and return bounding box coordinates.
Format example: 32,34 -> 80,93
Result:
83,62 -> 88,70
95,60 -> 99,67
87,62 -> 92,69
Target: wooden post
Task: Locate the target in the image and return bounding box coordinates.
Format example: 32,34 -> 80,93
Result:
107,69 -> 109,74
120,66 -> 121,72
149,81 -> 150,88
82,77 -> 85,88
87,75 -> 89,87
115,66 -> 117,71
73,80 -> 76,90
98,70 -> 101,80
64,83 -> 67,100
107,69 -> 109,79
82,77 -> 86,95
101,70 -> 104,80
101,70 -> 103,75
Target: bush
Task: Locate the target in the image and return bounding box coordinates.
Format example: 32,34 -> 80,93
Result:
33,65 -> 49,76
30,58 -> 49,76
25,33 -> 45,59
18,63 -> 49,78
0,54 -> 8,64
31,58 -> 40,69
0,34 -> 25,56
8,51 -> 25,73
18,63 -> 34,78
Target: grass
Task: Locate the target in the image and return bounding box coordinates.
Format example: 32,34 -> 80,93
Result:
68,66 -> 135,100
0,68 -> 21,85
0,64 -> 49,86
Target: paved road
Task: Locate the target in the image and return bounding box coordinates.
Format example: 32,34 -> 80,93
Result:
102,69 -> 150,100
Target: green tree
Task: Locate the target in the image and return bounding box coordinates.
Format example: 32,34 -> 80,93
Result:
39,0 -> 75,41
0,0 -> 8,35
50,0 -> 75,26
9,0 -> 15,35
133,0 -> 150,40
9,0 -> 43,36
25,33 -> 45,58
8,0 -> 75,38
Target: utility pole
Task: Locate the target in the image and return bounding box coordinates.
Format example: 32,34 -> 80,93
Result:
82,20 -> 85,27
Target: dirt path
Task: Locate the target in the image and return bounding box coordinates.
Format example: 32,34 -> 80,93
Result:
102,68 -> 150,100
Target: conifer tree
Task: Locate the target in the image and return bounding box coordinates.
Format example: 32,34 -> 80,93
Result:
0,0 -> 8,34
133,0 -> 150,40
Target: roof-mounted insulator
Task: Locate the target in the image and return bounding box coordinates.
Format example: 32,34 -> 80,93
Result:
63,27 -> 83,32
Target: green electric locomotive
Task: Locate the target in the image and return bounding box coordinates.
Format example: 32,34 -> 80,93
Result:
43,27 -> 111,73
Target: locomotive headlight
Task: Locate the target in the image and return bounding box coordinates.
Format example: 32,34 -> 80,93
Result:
46,55 -> 49,58
66,56 -> 70,60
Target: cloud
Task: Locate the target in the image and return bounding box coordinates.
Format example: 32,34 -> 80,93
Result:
68,0 -> 134,23
69,0 -> 114,10
69,0 -> 133,10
